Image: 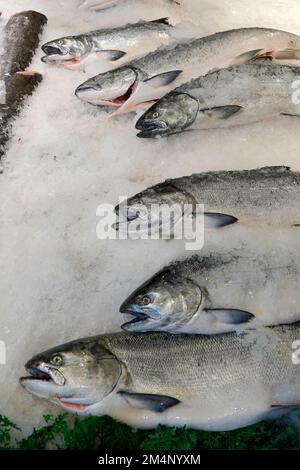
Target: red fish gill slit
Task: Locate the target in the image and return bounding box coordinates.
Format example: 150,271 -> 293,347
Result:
109,83 -> 135,105
59,400 -> 88,411
255,50 -> 274,59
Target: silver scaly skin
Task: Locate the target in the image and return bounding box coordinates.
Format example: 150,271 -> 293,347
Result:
41,19 -> 174,69
21,326 -> 300,431
75,27 -> 300,114
136,63 -> 300,137
120,248 -> 300,334
114,166 -> 300,230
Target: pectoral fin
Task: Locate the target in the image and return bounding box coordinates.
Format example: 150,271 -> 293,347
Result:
201,105 -> 242,120
203,212 -> 238,228
99,50 -> 127,61
145,70 -> 182,88
206,309 -> 255,325
118,391 -> 180,413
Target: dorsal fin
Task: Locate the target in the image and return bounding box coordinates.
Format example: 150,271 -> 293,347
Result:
150,18 -> 171,26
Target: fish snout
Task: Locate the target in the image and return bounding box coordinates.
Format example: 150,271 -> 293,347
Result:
75,81 -> 103,104
136,116 -> 168,138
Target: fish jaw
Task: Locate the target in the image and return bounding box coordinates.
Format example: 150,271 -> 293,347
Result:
136,116 -> 169,138
41,54 -> 82,67
121,311 -> 160,333
20,363 -> 100,414
75,68 -> 137,107
120,297 -> 167,332
20,363 -> 65,401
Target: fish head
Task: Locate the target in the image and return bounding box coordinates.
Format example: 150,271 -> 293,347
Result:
120,270 -> 202,332
75,67 -> 139,107
41,37 -> 89,65
136,92 -> 199,138
20,339 -> 122,414
114,183 -> 196,233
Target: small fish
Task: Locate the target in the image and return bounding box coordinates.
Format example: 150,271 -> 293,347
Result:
20,326 -> 300,431
114,166 -> 300,232
41,18 -> 175,70
136,63 -> 300,137
120,248 -> 300,334
75,27 -> 300,114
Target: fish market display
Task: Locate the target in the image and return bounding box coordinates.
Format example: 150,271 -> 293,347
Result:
75,27 -> 300,114
41,18 -> 176,70
120,249 -> 300,334
136,63 -> 300,137
0,11 -> 47,157
21,325 -> 300,431
114,166 -> 300,232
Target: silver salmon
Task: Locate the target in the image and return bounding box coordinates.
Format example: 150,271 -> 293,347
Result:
75,27 -> 300,114
120,248 -> 300,334
20,326 -> 300,431
136,63 -> 300,137
114,166 -> 300,232
41,18 -> 175,70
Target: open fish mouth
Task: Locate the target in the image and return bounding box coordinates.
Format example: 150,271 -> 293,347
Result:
120,310 -> 150,330
135,118 -> 168,138
21,364 -> 64,386
42,44 -> 63,56
114,204 -> 141,221
21,365 -> 53,382
41,46 -> 80,66
20,366 -> 94,412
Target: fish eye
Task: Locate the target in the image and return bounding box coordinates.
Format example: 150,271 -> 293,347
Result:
140,295 -> 152,306
151,112 -> 159,119
50,354 -> 63,366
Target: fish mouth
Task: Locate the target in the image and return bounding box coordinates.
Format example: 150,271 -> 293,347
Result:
21,365 -> 53,382
121,310 -> 150,330
114,204 -> 140,222
135,118 -> 168,138
21,363 -> 65,386
120,304 -> 161,331
41,45 -> 80,66
20,366 -> 94,412
42,44 -> 63,56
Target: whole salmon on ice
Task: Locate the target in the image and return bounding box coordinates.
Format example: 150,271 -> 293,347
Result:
21,326 -> 300,431
75,27 -> 300,114
41,18 -> 176,70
